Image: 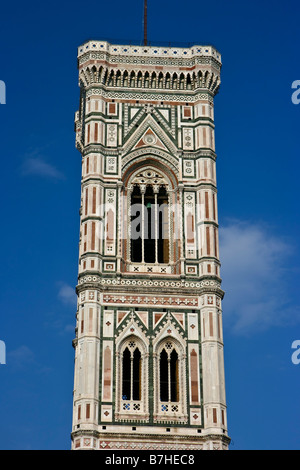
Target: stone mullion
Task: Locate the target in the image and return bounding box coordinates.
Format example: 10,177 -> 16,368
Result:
167,354 -> 171,403
141,188 -> 145,264
130,353 -> 133,401
126,188 -> 132,265
154,191 -> 158,264
148,331 -> 154,424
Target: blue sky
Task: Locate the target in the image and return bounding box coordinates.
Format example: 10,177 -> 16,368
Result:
0,0 -> 300,450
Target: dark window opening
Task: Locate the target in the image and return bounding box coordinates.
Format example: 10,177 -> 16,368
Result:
160,347 -> 179,403
122,347 -> 131,400
160,349 -> 169,402
170,349 -> 179,402
130,183 -> 169,264
132,348 -> 141,400
122,345 -> 141,401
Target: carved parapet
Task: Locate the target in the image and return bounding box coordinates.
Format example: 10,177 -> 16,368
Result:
77,40 -> 221,96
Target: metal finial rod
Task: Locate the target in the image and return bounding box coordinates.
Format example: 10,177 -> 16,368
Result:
144,0 -> 147,46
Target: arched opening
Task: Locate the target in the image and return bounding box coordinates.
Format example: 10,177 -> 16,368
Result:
137,71 -> 143,87
165,72 -> 171,89
159,345 -> 179,403
123,70 -> 128,86
122,347 -> 131,400
160,349 -> 168,402
170,349 -> 179,402
133,348 -> 141,400
172,73 -> 178,89
151,72 -> 156,88
144,71 -> 150,87
116,70 -> 121,86
122,345 -> 142,401
186,73 -> 192,90
158,72 -> 164,88
179,73 -> 185,90
130,71 -> 135,87
129,169 -> 170,265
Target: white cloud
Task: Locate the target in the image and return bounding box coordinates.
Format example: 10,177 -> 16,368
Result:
8,345 -> 52,374
21,156 -> 64,180
219,220 -> 300,334
57,282 -> 77,306
8,345 -> 36,369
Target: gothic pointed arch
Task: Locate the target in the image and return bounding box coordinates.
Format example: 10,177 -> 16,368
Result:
121,159 -> 180,274
152,314 -> 188,424
114,313 -> 149,422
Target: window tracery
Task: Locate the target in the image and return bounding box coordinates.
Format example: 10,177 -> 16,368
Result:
115,334 -> 149,422
126,167 -> 172,269
153,335 -> 188,424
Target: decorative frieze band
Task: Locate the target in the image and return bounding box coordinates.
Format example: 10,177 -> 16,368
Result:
78,41 -> 221,61
72,435 -> 228,450
85,87 -> 213,103
78,274 -> 221,290
102,293 -> 198,307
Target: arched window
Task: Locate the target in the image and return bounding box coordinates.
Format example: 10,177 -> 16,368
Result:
115,334 -> 149,421
130,71 -> 135,87
129,168 -> 170,265
116,70 -> 121,86
153,335 -> 188,423
144,71 -> 150,87
159,343 -> 179,403
122,344 -> 141,401
160,349 -> 168,401
122,347 -> 131,399
151,72 -> 156,88
123,70 -> 128,86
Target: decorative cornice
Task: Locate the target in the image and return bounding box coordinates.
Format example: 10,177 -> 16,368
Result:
76,274 -> 224,298
77,41 -> 221,96
78,40 -> 222,64
71,429 -> 230,450
85,86 -> 215,103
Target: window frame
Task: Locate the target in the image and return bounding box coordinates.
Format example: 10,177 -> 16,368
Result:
124,165 -> 176,274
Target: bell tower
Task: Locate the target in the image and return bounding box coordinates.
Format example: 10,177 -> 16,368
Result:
71,39 -> 230,450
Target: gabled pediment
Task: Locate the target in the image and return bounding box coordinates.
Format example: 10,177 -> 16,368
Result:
134,128 -> 167,151
122,114 -> 178,156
